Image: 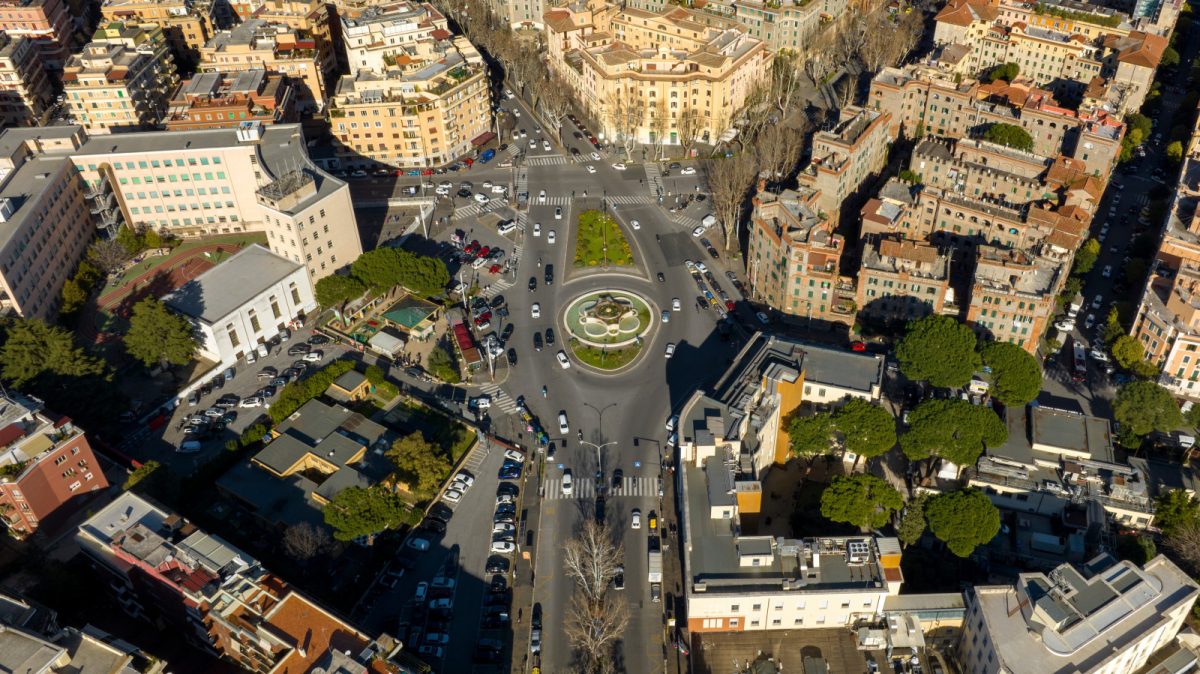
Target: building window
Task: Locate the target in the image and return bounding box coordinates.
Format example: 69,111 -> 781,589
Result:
270,297 -> 282,319
248,310 -> 261,333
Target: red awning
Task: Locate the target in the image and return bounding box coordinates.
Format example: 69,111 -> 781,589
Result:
470,132 -> 496,147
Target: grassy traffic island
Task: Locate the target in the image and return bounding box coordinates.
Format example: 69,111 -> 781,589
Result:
569,338 -> 642,370
573,209 -> 635,268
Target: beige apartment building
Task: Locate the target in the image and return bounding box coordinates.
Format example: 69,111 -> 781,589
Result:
858,236 -> 956,324
746,185 -> 852,325
484,0 -> 545,29
0,33 -> 53,127
199,19 -> 326,112
0,0 -> 74,77
166,69 -> 296,130
868,65 -> 1125,179
62,43 -> 178,134
247,0 -> 337,94
967,244 -> 1065,352
340,1 -> 449,74
330,37 -> 491,169
545,3 -> 770,146
99,0 -> 217,69
796,106 -> 892,226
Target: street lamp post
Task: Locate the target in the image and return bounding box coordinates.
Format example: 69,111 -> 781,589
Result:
581,402 -> 617,482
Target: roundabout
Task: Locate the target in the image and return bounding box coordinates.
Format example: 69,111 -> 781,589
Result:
562,289 -> 655,371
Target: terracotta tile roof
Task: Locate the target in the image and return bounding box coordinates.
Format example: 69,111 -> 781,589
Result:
1045,229 -> 1077,250
1045,155 -> 1088,187
935,0 -> 998,26
430,28 -> 450,41
543,9 -> 575,33
879,238 -> 939,264
1116,30 -> 1167,68
265,592 -> 369,674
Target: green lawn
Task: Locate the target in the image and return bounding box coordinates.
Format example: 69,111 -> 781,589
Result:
570,340 -> 641,370
573,210 -> 634,268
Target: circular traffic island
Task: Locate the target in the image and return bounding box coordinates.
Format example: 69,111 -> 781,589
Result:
563,290 -> 654,371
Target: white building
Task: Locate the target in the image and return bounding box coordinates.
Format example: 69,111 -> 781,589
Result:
958,554 -> 1198,674
164,244 -> 316,366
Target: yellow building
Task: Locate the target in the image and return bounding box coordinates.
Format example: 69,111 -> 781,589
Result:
99,0 -> 216,68
330,37 -> 491,169
545,3 -> 769,146
0,33 -> 54,127
199,19 -> 326,113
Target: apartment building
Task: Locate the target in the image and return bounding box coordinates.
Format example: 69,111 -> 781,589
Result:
676,335 -> 896,632
0,33 -> 53,127
1131,262 -> 1200,399
860,178 -> 923,240
0,126 -> 95,320
957,554 -> 1197,674
340,1 -> 448,74
0,0 -> 74,77
246,0 -> 337,93
909,136 -> 1053,200
62,23 -> 181,134
868,65 -> 1125,179
972,403 -> 1155,528
199,19 -> 326,112
330,37 -> 491,169
858,236 -> 956,323
0,390 -> 109,539
796,106 -> 892,226
76,491 -> 380,671
166,69 -> 296,130
484,0 -> 545,29
545,3 -> 770,146
967,244 -> 1066,352
746,185 -> 853,325
99,0 -> 217,69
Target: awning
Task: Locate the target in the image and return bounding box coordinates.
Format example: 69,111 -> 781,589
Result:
471,132 -> 496,147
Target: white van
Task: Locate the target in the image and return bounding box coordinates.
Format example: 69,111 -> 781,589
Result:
256,344 -> 269,359
701,214 -> 717,228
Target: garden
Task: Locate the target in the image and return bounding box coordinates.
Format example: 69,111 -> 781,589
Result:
562,290 -> 655,370
573,209 -> 635,268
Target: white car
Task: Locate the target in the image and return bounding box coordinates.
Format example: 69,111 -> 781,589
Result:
586,165 -> 596,174
1053,319 -> 1075,332
1092,294 -> 1103,309
491,541 -> 516,553
453,472 -> 474,489
554,207 -> 562,220
531,303 -> 541,319
631,219 -> 640,230
493,523 -> 516,534
684,260 -> 696,272
542,141 -> 551,152
695,261 -> 708,273
504,88 -> 515,99
303,351 -> 323,362
665,414 -> 678,432
631,509 -> 642,529
533,222 -> 541,237
548,230 -> 556,244
1101,265 -> 1113,278
680,166 -> 697,175
442,489 -> 462,503
239,397 -> 263,408
483,180 -> 494,189
475,193 -> 491,204
611,162 -> 627,170
590,151 -> 600,161
692,225 -> 706,237
529,139 -> 537,148
496,493 -> 514,505
561,470 -> 573,495
671,298 -> 681,311
556,350 -> 571,369
1090,348 -> 1110,362
504,449 -> 525,463
538,189 -> 547,202
665,342 -> 676,359
558,411 -> 569,434
435,186 -> 450,196
491,185 -> 506,195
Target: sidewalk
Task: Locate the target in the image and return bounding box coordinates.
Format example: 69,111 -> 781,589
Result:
662,451 -> 690,674
510,444 -> 544,674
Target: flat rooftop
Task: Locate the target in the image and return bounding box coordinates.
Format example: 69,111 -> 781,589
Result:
163,244 -> 302,324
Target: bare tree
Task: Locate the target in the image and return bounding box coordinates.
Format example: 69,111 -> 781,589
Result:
88,238 -> 130,274
703,153 -> 759,253
677,105 -> 704,157
561,520 -> 624,604
608,89 -> 642,161
755,121 -> 808,181
281,522 -> 332,563
650,98 -> 669,160
1164,522 -> 1200,575
564,591 -> 630,674
768,53 -> 803,120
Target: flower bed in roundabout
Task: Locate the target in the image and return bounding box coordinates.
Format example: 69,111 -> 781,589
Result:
563,290 -> 654,370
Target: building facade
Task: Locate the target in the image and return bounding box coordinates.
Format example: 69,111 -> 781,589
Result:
0,33 -> 53,127
966,244 -> 1065,352
99,0 -> 217,69
796,106 -> 892,226
62,41 -> 178,133
166,69 -> 296,130
858,236 -> 955,323
339,1 -> 448,74
0,0 -> 75,78
198,19 -> 326,112
0,391 -> 109,539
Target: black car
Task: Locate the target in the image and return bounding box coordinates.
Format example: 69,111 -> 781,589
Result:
501,324 -> 514,343
507,348 -> 518,366
291,360 -> 308,372
707,246 -> 720,259
545,327 -> 555,345
212,374 -> 225,389
199,382 -> 213,397
570,147 -> 580,155
528,276 -> 537,291
533,332 -> 543,351
657,272 -> 666,282
308,334 -> 330,346
545,264 -> 554,285
421,519 -> 446,534
258,386 -> 276,398
490,575 -> 508,593
573,131 -> 583,139
429,503 -> 454,523
287,344 -> 310,356
497,481 -> 519,496
490,294 -> 506,308
456,187 -> 472,198
668,162 -> 681,170
612,468 -> 623,489
485,556 -> 510,574
493,511 -> 515,524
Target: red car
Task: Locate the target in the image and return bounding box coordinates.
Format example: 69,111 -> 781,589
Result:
465,241 -> 480,254
488,264 -> 502,274
476,246 -> 491,259
422,168 -> 434,176
850,341 -> 867,352
392,169 -> 404,177
724,300 -> 736,312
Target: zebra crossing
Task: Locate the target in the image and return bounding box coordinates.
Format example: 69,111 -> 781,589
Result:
532,195 -> 571,206
479,275 -> 515,300
460,438 -> 492,474
543,476 -> 658,501
607,195 -> 656,206
526,155 -> 569,166
515,168 -> 529,197
501,144 -> 521,159
452,199 -> 503,221
671,211 -> 702,229
645,163 -> 664,197
477,383 -> 520,414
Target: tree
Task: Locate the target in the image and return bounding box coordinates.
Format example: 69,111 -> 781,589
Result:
387,432 -> 452,496
1153,490 -> 1200,537
983,123 -> 1034,152
896,494 -> 928,547
88,238 -> 130,274
985,62 -> 1020,83
896,315 -> 981,388
0,319 -> 105,387
789,413 -> 834,462
1162,46 -> 1180,68
833,399 -> 896,459
755,122 -> 807,182
426,342 -> 461,383
59,279 -> 89,317
1072,238 -> 1101,275
1111,335 -> 1157,377
901,399 -> 1007,466
281,522 -> 332,562
1163,522 -> 1200,575
562,520 -> 624,605
315,274 -> 365,308
561,519 -> 629,674
322,485 -> 418,542
350,248 -> 403,291
124,298 -> 196,367
1112,381 -> 1181,437
703,153 -> 758,253
1115,533 -> 1156,565
394,249 -> 450,296
924,489 -> 1001,557
122,460 -> 167,499
1167,140 -> 1184,164
820,474 -> 903,531
349,248 -> 449,297
115,225 -> 145,255
981,341 -> 1042,406
565,591 -> 629,674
